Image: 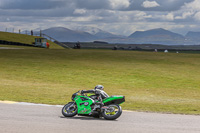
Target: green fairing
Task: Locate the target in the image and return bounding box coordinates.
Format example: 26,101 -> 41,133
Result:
74,95 -> 125,115
74,96 -> 94,114
103,95 -> 125,105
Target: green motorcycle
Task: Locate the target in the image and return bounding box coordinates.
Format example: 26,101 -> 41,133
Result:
62,90 -> 125,120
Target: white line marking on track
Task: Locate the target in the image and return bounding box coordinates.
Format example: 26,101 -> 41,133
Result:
15,102 -> 63,107
0,100 -> 134,112
0,101 -> 18,104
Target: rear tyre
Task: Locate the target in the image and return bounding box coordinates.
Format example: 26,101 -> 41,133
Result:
102,104 -> 122,120
62,102 -> 77,117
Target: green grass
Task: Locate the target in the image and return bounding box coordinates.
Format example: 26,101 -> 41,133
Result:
0,49 -> 200,115
0,31 -> 64,49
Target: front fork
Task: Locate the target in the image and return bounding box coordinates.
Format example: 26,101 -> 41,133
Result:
67,102 -> 76,111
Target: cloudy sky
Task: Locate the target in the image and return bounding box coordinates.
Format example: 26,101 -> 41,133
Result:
0,0 -> 200,35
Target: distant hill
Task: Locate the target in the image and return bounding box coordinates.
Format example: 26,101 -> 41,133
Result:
41,26 -> 126,42
125,28 -> 185,45
42,27 -> 96,42
37,27 -> 200,45
185,31 -> 200,42
129,28 -> 184,39
74,26 -> 125,39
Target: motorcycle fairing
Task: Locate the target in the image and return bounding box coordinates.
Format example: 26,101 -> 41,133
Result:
74,95 -> 94,114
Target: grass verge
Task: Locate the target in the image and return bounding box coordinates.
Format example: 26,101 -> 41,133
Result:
0,49 -> 200,115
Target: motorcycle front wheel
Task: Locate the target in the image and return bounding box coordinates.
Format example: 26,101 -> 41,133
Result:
102,104 -> 122,120
62,102 -> 77,117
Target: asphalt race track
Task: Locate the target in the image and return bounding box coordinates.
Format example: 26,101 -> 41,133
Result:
0,102 -> 200,133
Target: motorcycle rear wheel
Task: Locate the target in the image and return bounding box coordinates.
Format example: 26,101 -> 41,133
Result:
62,102 -> 77,117
102,104 -> 122,120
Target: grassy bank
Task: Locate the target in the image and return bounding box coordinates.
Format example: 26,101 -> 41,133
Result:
0,31 -> 64,49
0,49 -> 200,115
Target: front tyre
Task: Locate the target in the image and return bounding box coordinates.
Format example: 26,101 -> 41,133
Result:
102,104 -> 122,120
62,102 -> 77,117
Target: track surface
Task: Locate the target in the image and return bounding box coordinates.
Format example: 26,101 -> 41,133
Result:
0,102 -> 200,133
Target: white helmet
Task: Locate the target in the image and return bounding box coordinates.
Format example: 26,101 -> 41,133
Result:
94,85 -> 104,90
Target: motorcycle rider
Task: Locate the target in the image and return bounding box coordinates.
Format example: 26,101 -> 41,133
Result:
81,85 -> 109,112
81,85 -> 109,100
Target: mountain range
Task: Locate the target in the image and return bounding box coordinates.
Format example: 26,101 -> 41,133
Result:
39,26 -> 200,45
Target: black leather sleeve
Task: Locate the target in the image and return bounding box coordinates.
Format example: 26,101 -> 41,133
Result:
81,90 -> 95,94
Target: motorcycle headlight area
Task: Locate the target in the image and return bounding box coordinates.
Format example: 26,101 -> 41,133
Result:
71,93 -> 77,100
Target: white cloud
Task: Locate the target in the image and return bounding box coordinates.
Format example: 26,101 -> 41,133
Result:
142,0 -> 160,8
161,13 -> 174,21
194,12 -> 200,21
185,0 -> 200,11
166,13 -> 174,21
0,0 -> 200,36
175,11 -> 194,19
109,0 -> 130,10
134,11 -> 152,20
73,9 -> 87,15
181,0 -> 200,21
174,0 -> 200,21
